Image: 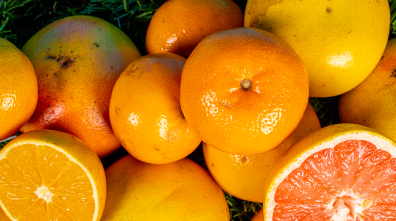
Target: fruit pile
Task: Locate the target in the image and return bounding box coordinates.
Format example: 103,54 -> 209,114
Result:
1,0 -> 396,220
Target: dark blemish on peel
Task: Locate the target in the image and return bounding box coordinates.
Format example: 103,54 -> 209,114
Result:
326,8 -> 332,13
94,43 -> 99,47
391,69 -> 396,77
45,55 -> 56,60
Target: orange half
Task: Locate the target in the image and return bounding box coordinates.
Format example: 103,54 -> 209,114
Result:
0,130 -> 106,221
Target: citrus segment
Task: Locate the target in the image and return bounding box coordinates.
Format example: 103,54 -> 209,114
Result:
0,130 -> 106,221
264,124 -> 396,220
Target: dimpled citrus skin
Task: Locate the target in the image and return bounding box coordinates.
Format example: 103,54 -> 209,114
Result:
180,27 -> 309,155
0,38 -> 37,141
145,0 -> 243,58
203,104 -> 320,203
109,53 -> 201,164
20,15 -> 141,158
339,38 -> 396,141
251,208 -> 264,221
245,0 -> 390,97
101,156 -> 230,221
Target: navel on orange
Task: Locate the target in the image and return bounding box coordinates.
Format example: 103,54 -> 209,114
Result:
101,156 -> 230,220
145,0 -> 243,57
0,38 -> 37,141
245,0 -> 390,97
203,104 -> 320,203
0,130 -> 106,221
339,38 -> 396,142
263,124 -> 396,220
180,27 -> 309,155
21,15 -> 141,158
109,53 -> 201,164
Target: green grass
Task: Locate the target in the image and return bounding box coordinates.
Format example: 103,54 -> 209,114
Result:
0,0 -> 395,220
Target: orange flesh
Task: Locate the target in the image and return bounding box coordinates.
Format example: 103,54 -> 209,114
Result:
274,140 -> 396,220
0,144 -> 95,221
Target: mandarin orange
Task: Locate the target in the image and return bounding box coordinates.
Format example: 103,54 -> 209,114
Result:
20,15 -> 141,158
145,0 -> 243,57
109,53 -> 201,164
203,104 -> 320,203
251,209 -> 264,221
0,38 -> 37,141
180,27 -> 309,155
101,156 -> 230,220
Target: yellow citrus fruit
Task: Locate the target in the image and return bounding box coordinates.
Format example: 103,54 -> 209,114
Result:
180,27 -> 309,155
203,104 -> 320,203
101,156 -> 230,220
263,123 -> 396,220
20,15 -> 141,158
145,0 -> 243,57
0,38 -> 37,141
251,208 -> 263,221
245,0 -> 390,97
0,129 -> 106,221
109,53 -> 201,164
339,38 -> 396,142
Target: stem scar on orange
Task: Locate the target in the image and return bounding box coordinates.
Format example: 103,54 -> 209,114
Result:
20,15 -> 141,158
180,27 -> 309,155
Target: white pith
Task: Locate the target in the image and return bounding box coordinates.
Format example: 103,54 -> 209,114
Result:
0,141 -> 99,221
327,189 -> 371,221
35,185 -> 55,203
265,131 -> 396,221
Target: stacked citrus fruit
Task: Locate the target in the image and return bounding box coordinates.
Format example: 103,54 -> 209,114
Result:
0,0 -> 395,220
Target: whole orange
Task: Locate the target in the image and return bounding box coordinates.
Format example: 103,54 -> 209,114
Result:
20,15 -> 141,158
245,0 -> 390,97
251,209 -> 263,221
339,38 -> 396,141
0,38 -> 37,141
145,0 -> 243,57
101,156 -> 230,220
109,53 -> 201,164
180,27 -> 309,155
203,104 -> 320,202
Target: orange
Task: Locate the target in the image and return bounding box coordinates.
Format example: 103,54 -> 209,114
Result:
339,38 -> 396,142
0,207 -> 10,221
145,0 -> 243,57
180,27 -> 309,155
0,129 -> 106,221
101,155 -> 230,220
109,53 -> 201,164
262,123 -> 396,220
20,15 -> 141,158
0,38 -> 37,141
251,208 -> 263,221
203,104 -> 320,203
245,0 -> 390,97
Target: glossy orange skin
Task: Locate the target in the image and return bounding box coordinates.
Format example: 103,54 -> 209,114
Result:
203,104 -> 321,203
102,156 -> 230,220
20,15 -> 141,158
180,28 -> 309,155
145,0 -> 243,57
339,38 -> 396,141
0,38 -> 38,141
109,53 -> 201,164
251,209 -> 264,221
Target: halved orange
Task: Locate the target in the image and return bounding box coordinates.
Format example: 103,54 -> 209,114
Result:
0,130 -> 106,221
263,123 -> 396,220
